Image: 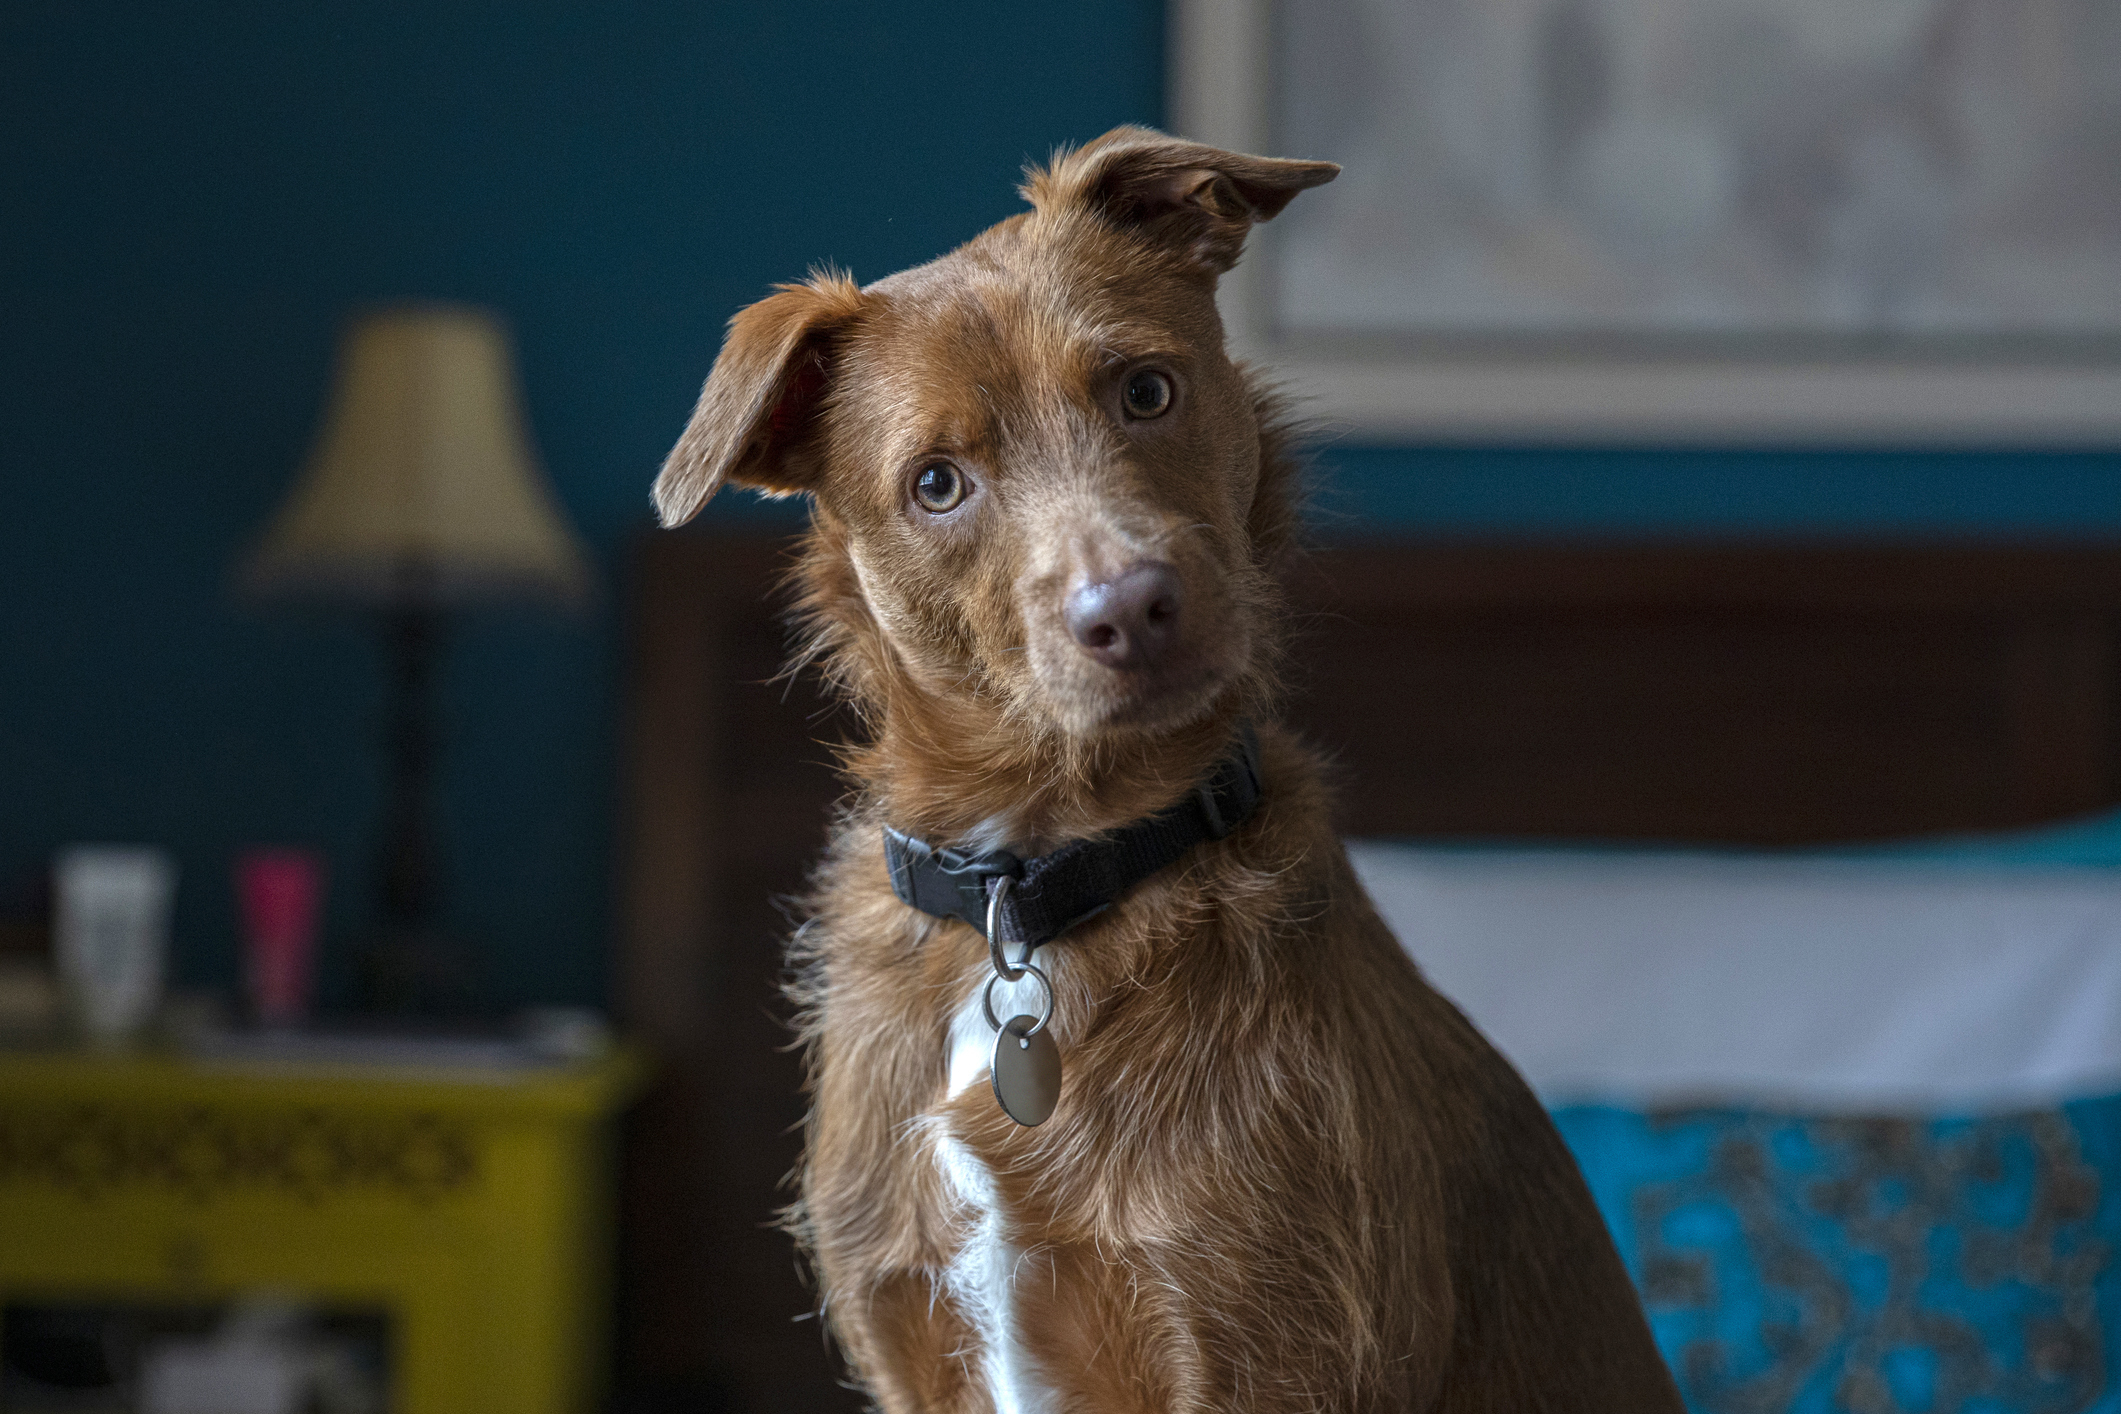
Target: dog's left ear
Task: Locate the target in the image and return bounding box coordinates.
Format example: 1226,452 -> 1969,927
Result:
654,272 -> 865,528
1026,126 -> 1340,275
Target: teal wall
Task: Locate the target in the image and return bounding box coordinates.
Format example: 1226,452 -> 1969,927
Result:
3,3 -> 2116,1011
0,1 -> 1162,1009
1312,447 -> 2121,536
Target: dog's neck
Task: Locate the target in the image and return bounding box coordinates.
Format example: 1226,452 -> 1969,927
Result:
850,701 -> 1244,855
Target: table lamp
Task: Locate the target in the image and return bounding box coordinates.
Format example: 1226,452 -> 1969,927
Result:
245,305 -> 590,1014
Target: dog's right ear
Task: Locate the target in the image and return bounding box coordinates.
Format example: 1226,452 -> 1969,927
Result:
653,273 -> 865,528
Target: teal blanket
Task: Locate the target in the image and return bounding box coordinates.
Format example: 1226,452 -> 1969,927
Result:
1558,1097 -> 2121,1412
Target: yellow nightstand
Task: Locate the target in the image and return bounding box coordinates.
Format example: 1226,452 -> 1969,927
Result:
0,1044 -> 644,1413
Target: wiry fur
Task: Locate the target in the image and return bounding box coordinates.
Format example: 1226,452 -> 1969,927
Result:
655,128 -> 1683,1412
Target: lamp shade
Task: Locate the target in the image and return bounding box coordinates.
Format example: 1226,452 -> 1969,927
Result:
245,306 -> 591,606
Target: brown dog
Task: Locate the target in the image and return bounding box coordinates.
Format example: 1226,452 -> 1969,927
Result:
653,128 -> 1683,1413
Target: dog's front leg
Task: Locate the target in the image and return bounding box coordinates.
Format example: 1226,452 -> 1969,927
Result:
830,1269 -> 994,1414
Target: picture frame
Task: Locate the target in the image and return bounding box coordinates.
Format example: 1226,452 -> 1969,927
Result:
1169,0 -> 2121,446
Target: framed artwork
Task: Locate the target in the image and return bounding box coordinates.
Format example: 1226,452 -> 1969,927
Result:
1171,0 -> 2121,444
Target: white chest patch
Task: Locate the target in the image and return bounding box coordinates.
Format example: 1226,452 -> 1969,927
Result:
938,958 -> 1059,1414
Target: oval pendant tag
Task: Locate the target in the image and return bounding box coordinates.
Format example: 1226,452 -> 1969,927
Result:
991,1015 -> 1062,1127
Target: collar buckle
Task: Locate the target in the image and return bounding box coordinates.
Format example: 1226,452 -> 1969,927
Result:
883,828 -> 1021,934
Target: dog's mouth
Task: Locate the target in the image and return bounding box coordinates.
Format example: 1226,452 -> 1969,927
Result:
1090,652 -> 1236,732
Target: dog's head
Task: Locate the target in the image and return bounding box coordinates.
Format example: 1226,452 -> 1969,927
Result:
656,128 -> 1336,759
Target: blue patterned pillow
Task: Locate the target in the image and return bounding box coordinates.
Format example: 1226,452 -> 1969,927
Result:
1554,1097 -> 2121,1413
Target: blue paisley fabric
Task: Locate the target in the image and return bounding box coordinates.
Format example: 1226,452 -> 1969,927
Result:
1555,1096 -> 2121,1413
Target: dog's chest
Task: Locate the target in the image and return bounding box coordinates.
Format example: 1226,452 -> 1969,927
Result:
933,964 -> 1062,1414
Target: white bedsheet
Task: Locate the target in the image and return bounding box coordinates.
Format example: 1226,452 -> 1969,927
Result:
1346,842 -> 2121,1113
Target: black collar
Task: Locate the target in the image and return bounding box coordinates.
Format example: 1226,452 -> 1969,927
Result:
883,723 -> 1262,949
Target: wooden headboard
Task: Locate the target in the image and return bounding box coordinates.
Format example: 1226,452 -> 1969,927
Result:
1284,542 -> 2121,843
615,531 -> 2121,1413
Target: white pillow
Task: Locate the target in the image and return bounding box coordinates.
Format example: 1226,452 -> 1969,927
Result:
1348,841 -> 2121,1112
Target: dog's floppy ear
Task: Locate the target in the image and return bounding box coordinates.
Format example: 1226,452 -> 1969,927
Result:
1024,126 -> 1339,274
653,272 -> 865,528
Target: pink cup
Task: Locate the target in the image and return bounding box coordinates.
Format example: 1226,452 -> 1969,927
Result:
236,849 -> 325,1028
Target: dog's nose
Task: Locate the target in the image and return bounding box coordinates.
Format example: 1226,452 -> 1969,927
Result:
1065,561 -> 1184,670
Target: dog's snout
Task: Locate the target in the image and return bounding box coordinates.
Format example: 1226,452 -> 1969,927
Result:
1065,561 -> 1183,670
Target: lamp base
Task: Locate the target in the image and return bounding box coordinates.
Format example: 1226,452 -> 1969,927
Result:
359,605 -> 484,1017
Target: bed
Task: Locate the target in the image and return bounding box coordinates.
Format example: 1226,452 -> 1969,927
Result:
618,531 -> 2121,1413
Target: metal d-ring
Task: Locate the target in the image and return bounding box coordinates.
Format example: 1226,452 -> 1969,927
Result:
983,875 -> 1051,1039
985,876 -> 1034,980
981,960 -> 1054,1039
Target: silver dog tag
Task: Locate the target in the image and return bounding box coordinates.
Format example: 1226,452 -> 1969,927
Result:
991,1015 -> 1062,1127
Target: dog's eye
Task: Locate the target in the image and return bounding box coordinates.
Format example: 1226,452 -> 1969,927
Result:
1122,369 -> 1173,420
912,462 -> 966,513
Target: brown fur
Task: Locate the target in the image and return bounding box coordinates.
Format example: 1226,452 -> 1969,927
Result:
655,127 -> 1684,1412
